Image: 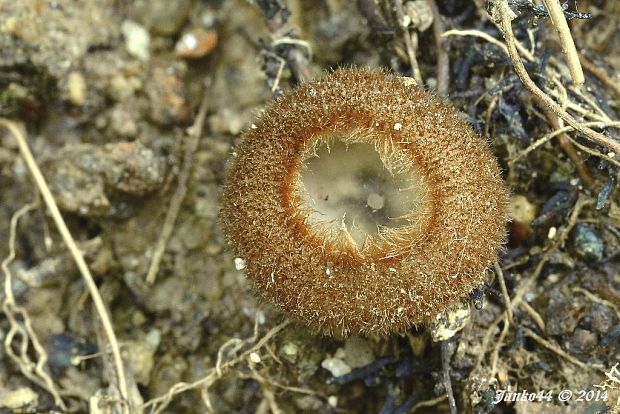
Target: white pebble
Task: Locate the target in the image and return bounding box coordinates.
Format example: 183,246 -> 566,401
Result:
321,357 -> 351,377
121,20 -> 150,61
234,257 -> 246,270
328,395 -> 338,407
67,72 -> 86,106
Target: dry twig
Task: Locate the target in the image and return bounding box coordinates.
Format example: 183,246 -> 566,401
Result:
519,301 -> 546,333
426,0 -> 449,96
510,121 -> 620,163
490,315 -> 510,378
410,395 -> 447,413
494,261 -> 513,322
579,54 -> 620,100
2,199 -> 66,409
541,0 -> 584,85
565,136 -> 620,169
0,119 -> 130,413
391,0 -> 423,86
573,287 -> 620,321
491,0 -> 620,154
145,85 -> 210,285
442,28 -> 535,62
255,0 -> 313,87
523,327 -> 590,370
143,319 -> 290,414
543,109 -> 594,187
440,341 -> 457,414
474,195 -> 592,373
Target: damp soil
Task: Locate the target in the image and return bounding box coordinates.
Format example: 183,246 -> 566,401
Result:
0,0 -> 619,413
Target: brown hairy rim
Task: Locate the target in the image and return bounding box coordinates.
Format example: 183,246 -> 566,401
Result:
220,67 -> 509,336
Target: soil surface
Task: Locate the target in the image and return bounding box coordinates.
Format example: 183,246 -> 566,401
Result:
0,0 -> 619,413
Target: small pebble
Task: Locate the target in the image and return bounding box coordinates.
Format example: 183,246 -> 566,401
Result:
404,0 -> 434,31
509,195 -> 537,224
175,28 -> 217,58
545,299 -> 580,336
146,63 -> 189,125
67,71 -> 86,106
567,328 -> 598,354
123,330 -> 160,384
327,395 -> 338,408
0,387 -> 38,410
234,258 -> 246,270
121,20 -> 150,61
430,302 -> 470,341
280,342 -> 299,362
572,224 -> 604,261
587,304 -> 616,335
321,357 -> 351,377
295,395 -> 323,411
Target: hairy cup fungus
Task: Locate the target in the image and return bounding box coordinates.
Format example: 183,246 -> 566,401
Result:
221,68 -> 509,336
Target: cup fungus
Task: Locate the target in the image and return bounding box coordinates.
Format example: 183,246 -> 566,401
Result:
221,68 -> 509,336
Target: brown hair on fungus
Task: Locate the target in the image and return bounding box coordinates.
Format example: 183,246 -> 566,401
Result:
221,67 -> 509,336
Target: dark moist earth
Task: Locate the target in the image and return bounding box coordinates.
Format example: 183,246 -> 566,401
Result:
0,0 -> 619,413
